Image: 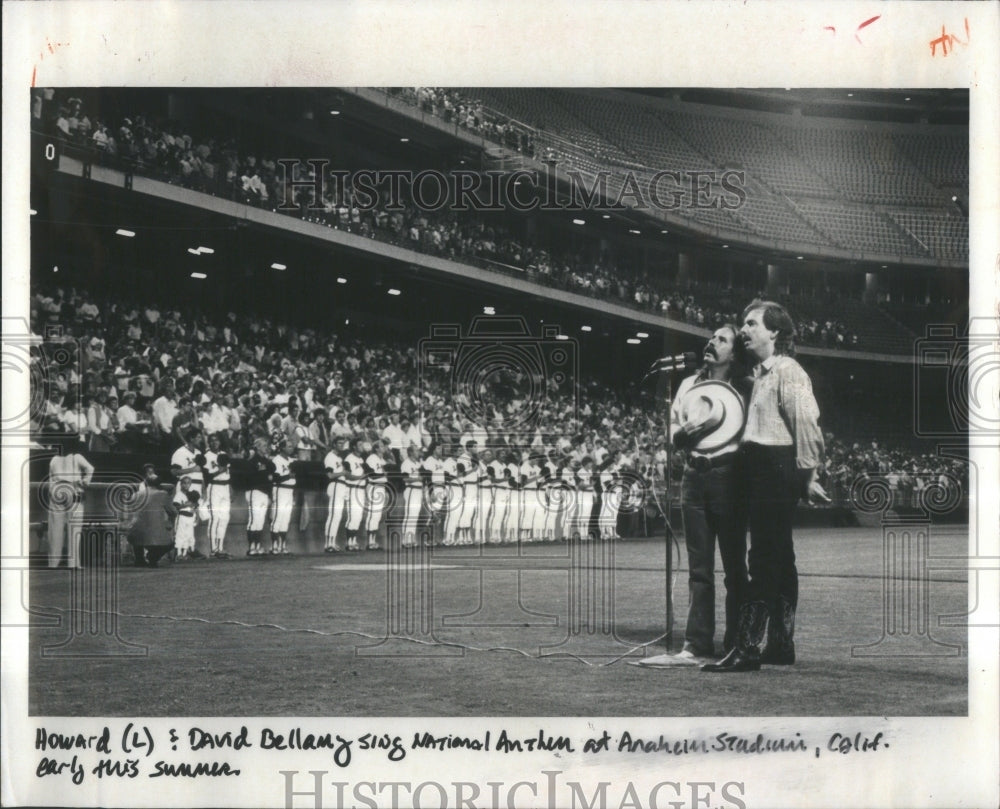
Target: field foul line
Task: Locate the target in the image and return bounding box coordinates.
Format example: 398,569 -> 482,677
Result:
30,604 -> 667,668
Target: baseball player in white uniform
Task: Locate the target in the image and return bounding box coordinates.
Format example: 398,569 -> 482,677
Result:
400,444 -> 425,547
323,435 -> 349,552
575,457 -> 597,541
46,446 -> 94,569
342,438 -> 368,551
422,443 -> 447,546
474,449 -> 494,544
518,450 -> 538,542
364,441 -> 390,550
561,460 -> 580,540
456,440 -> 479,545
598,452 -> 622,540
171,437 -> 206,505
541,449 -> 561,542
441,451 -> 463,546
269,438 -> 297,555
172,476 -> 198,558
245,438 -> 274,556
487,450 -> 510,543
203,436 -> 232,558
506,450 -> 523,544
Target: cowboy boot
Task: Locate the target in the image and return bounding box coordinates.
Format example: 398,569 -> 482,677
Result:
702,601 -> 768,673
761,597 -> 796,665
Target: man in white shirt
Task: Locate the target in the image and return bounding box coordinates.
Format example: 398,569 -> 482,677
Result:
152,386 -> 179,440
46,443 -> 95,569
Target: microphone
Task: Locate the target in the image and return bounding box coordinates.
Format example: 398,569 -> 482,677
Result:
641,352 -> 699,382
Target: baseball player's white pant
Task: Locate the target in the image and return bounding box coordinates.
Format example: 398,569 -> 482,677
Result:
246,490 -> 269,532
520,488 -> 538,538
366,482 -> 390,534
47,500 -> 84,568
443,484 -> 462,543
403,486 -> 423,542
599,488 -> 622,537
528,488 -> 547,537
458,483 -> 478,529
510,489 -> 524,537
476,487 -> 493,542
270,487 -> 295,534
186,480 -> 209,521
576,492 -> 595,538
345,484 -> 367,532
563,496 -> 579,539
325,482 -> 349,544
490,488 -> 510,542
175,514 -> 196,552
206,487 -> 231,550
542,487 -> 560,539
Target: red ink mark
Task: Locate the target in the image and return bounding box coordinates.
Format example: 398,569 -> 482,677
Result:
930,18 -> 970,57
823,25 -> 837,34
855,15 -> 880,44
31,65 -> 37,88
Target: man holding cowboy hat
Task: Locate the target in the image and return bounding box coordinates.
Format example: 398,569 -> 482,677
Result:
668,324 -> 752,664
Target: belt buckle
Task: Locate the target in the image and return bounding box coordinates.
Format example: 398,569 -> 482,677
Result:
691,454 -> 710,473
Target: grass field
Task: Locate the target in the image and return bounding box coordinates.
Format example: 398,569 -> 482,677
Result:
28,525 -> 968,716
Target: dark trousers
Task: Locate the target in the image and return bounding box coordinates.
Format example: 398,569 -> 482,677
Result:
741,443 -> 799,608
680,458 -> 748,654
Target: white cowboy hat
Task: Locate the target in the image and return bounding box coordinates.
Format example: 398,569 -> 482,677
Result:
678,380 -> 746,452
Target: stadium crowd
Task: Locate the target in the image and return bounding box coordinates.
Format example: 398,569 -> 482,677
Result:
36,89 -> 868,350
32,281 -> 962,536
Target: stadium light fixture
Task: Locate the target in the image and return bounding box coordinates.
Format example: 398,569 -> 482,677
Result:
581,325 -> 592,332
904,97 -> 911,102
190,272 -> 207,280
721,244 -> 729,249
387,288 -> 401,296
270,263 -> 287,270
626,338 -> 641,345
197,246 -> 215,255
661,229 -> 668,234
629,228 -> 641,235
637,332 -> 649,339
399,137 -> 409,143
115,228 -> 135,238
847,92 -> 854,97
329,109 -> 340,115
336,277 -> 347,284
572,218 -> 585,226
602,214 -> 611,220
796,256 -> 804,260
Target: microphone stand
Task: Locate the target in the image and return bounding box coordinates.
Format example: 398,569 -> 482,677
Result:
644,354 -> 686,654
662,370 -> 676,653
